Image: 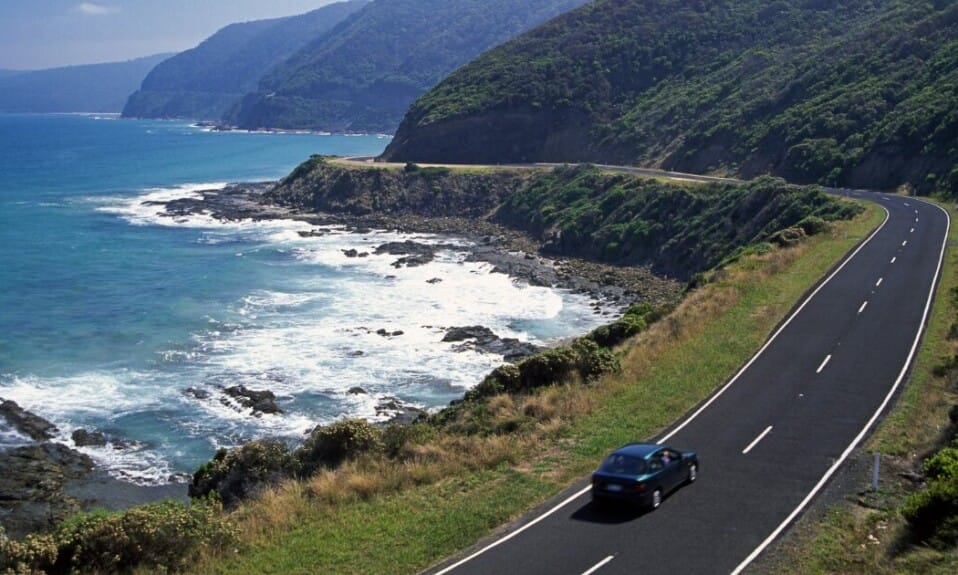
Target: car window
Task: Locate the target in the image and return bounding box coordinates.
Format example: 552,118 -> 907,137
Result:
599,454 -> 647,475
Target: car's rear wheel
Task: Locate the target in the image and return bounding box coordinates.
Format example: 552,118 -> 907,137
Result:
650,488 -> 662,510
687,463 -> 697,484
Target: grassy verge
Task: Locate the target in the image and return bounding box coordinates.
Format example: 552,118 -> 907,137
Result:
193,201 -> 883,575
768,199 -> 958,574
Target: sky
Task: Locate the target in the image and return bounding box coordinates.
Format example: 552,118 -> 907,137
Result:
0,0 -> 341,70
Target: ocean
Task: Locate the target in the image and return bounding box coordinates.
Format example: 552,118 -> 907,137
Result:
0,114 -> 608,484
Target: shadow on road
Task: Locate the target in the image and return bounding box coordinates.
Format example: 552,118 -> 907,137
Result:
570,501 -> 649,524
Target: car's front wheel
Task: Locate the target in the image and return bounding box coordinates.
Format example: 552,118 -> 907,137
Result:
650,488 -> 662,510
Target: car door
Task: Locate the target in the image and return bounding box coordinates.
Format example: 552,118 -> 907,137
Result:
661,449 -> 683,491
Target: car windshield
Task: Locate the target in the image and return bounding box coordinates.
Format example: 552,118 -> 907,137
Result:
599,454 -> 647,475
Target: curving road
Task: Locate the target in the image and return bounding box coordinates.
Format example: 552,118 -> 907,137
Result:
419,178 -> 949,574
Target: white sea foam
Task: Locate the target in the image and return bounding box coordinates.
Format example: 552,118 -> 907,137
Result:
96,183 -> 228,227
31,185 -> 616,482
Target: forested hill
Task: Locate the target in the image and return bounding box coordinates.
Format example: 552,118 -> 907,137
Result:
0,54 -> 171,113
383,0 -> 958,196
121,1 -> 368,121
225,0 -> 589,134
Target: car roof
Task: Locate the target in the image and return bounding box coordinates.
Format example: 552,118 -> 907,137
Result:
611,443 -> 662,458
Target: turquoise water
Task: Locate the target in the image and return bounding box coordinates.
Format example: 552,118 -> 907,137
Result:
0,114 -> 607,483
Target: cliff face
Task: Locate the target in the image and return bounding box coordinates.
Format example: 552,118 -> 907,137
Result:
121,1 -> 367,120
383,0 -> 958,196
226,0 -> 589,133
270,159 -> 862,280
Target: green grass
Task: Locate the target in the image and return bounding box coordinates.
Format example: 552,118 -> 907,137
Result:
195,200 -> 883,575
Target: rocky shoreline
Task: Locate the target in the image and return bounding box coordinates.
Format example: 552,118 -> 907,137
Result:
163,182 -> 683,308
1,181 -> 682,540
0,399 -> 187,539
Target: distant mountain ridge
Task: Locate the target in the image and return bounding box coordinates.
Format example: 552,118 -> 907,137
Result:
383,0 -> 958,195
122,0 -> 368,121
226,0 -> 589,133
0,54 -> 172,113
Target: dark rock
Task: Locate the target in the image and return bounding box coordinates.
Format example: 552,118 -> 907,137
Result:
298,229 -> 327,238
375,240 -> 459,269
900,471 -> 925,484
347,350 -> 365,357
0,443 -> 94,538
375,397 -> 425,426
0,399 -> 58,441
184,387 -> 212,400
426,277 -> 443,284
442,325 -> 497,343
375,329 -> 404,337
71,429 -> 107,448
343,248 -> 359,257
348,387 -> 368,395
442,326 -> 541,362
392,254 -> 431,268
223,385 -> 283,415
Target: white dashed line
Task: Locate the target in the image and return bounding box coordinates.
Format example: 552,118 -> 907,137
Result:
904,202 -> 910,207
902,240 -> 908,247
858,301 -> 868,314
911,228 -> 915,233
581,556 -> 615,575
743,426 -> 774,455
816,355 -> 832,374
891,257 -> 897,264
876,277 -> 883,287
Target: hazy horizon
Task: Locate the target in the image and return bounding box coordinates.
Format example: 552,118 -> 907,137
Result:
0,1 -> 342,71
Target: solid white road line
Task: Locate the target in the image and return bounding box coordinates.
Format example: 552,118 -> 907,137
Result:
431,483 -> 593,575
731,199 -> 951,575
816,355 -> 832,374
581,556 -> 615,575
742,426 -> 773,455
858,301 -> 868,314
876,277 -> 883,287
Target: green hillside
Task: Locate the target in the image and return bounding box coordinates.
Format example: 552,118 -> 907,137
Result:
226,0 -> 588,133
383,0 -> 958,196
122,1 -> 367,120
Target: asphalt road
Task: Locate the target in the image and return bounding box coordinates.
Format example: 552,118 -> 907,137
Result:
424,189 -> 950,575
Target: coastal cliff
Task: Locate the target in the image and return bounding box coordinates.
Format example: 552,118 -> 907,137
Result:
269,158 -> 862,280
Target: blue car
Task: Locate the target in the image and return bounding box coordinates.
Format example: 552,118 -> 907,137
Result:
591,443 -> 698,510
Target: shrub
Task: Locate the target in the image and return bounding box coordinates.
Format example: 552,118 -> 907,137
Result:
464,364 -> 520,401
586,302 -> 671,348
517,346 -> 578,389
902,472 -> 958,547
190,439 -> 296,506
573,339 -> 620,381
924,442 -> 958,481
0,499 -> 235,574
296,419 -> 383,477
903,442 -> 958,547
382,423 -> 437,459
797,215 -> 829,236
